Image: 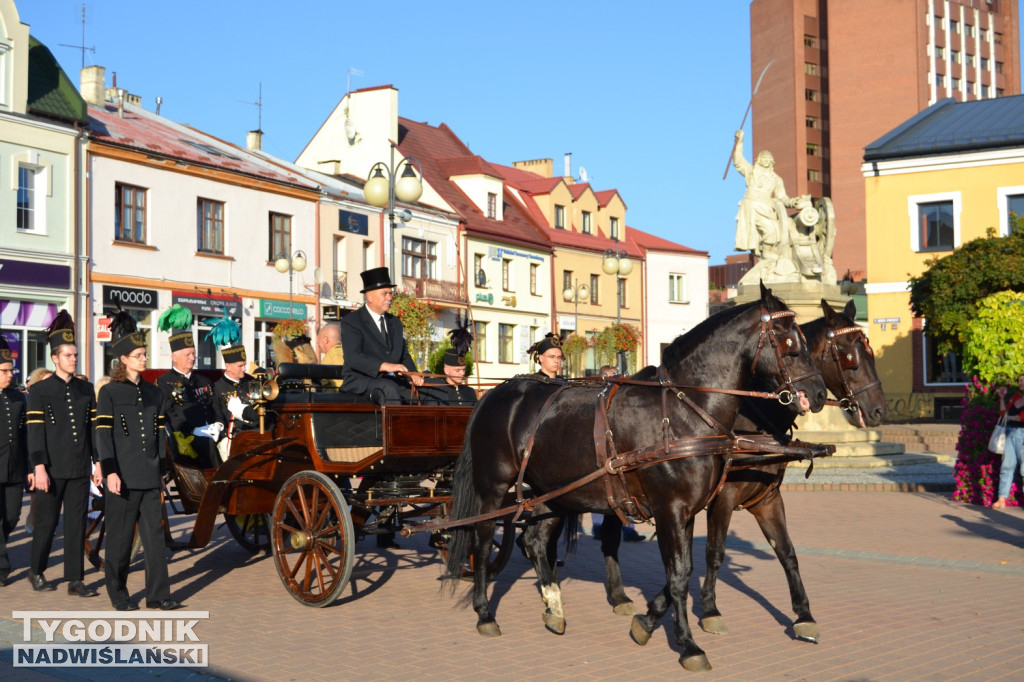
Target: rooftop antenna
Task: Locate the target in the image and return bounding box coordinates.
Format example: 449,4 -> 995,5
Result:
58,4 -> 95,70
236,82 -> 263,131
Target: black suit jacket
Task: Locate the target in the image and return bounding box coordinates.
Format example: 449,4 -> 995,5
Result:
26,374 -> 95,479
0,387 -> 28,484
212,373 -> 258,430
156,368 -> 217,432
340,306 -> 417,395
95,379 -> 169,489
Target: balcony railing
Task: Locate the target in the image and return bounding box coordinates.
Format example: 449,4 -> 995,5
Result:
333,271 -> 348,301
404,277 -> 467,304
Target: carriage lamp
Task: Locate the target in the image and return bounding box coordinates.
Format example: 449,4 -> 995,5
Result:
602,237 -> 633,373
364,143 -> 424,278
274,250 -> 307,320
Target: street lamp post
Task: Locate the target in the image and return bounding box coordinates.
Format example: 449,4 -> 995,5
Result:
562,279 -> 589,337
274,250 -> 307,320
363,143 -> 424,280
602,239 -> 633,373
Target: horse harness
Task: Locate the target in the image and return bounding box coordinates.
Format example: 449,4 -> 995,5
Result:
821,325 -> 881,416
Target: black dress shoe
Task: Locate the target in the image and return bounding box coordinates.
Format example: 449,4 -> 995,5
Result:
146,599 -> 184,611
28,572 -> 55,592
67,580 -> 99,598
0,576 -> 8,587
114,602 -> 139,611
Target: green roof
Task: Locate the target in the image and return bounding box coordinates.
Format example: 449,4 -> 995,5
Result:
27,35 -> 87,124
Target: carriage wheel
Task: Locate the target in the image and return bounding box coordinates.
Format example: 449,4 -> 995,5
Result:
272,471 -> 355,607
434,516 -> 515,581
224,513 -> 272,555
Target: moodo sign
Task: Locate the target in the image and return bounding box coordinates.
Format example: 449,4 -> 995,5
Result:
103,286 -> 158,310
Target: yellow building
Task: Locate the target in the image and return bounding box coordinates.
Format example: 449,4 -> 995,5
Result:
863,96 -> 1024,419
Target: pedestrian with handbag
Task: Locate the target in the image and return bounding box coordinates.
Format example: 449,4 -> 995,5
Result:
993,373 -> 1024,509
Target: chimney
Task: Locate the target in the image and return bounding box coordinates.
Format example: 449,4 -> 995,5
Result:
116,89 -> 124,118
155,96 -> 162,116
564,152 -> 572,179
80,65 -> 106,106
246,129 -> 263,151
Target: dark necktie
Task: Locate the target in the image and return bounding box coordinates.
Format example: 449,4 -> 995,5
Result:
379,316 -> 391,352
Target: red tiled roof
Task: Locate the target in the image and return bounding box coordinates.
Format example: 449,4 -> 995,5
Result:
88,103 -> 316,190
437,155 -> 502,179
492,164 -> 564,194
568,183 -> 591,200
397,118 -> 550,250
594,189 -> 625,209
628,226 -> 707,256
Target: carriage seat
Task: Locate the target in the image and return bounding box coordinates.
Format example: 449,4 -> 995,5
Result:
276,362 -> 344,383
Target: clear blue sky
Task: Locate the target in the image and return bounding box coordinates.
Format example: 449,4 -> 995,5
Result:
19,1 -> 1022,265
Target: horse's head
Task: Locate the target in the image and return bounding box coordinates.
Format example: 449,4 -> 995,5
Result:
813,299 -> 887,427
751,282 -> 828,415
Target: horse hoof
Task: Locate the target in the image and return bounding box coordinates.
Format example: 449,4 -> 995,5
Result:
612,601 -> 636,616
629,616 -> 652,646
680,653 -> 712,672
476,622 -> 501,637
542,610 -> 566,635
793,621 -> 820,643
700,616 -> 729,635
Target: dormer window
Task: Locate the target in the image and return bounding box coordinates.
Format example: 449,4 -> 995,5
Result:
554,204 -> 565,229
610,217 -> 620,240
582,211 -> 592,235
487,192 -> 497,219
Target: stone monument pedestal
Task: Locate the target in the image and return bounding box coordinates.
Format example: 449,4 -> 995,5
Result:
734,280 -> 905,463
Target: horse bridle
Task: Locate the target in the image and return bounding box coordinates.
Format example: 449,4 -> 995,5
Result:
821,325 -> 881,414
749,309 -> 821,406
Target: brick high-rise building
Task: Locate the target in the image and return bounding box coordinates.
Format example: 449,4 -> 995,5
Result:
749,0 -> 1020,280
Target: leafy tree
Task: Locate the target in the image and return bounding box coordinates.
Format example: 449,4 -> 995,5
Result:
908,221 -> 1024,354
961,290 -> 1024,383
426,339 -> 474,377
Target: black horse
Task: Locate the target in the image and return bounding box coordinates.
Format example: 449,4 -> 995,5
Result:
445,284 -> 827,672
594,300 -> 886,645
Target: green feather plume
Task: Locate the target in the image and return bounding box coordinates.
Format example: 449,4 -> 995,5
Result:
158,305 -> 193,332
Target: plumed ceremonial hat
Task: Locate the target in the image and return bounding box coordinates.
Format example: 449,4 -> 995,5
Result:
158,305 -> 195,352
528,332 -> 561,358
445,310 -> 474,366
109,308 -> 147,357
0,334 -> 12,365
359,267 -> 396,293
46,309 -> 76,353
204,311 -> 246,363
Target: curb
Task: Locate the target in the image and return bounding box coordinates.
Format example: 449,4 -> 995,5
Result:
781,481 -> 955,493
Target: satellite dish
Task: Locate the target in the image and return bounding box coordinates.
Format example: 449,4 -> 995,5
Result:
313,267 -> 323,284
579,166 -> 588,182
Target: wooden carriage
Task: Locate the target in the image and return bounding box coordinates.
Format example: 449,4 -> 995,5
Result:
87,363 -> 512,607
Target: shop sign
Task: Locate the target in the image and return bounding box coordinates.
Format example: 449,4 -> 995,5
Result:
259,299 -> 306,320
339,209 -> 369,235
172,292 -> 241,319
96,317 -> 112,342
0,259 -> 70,289
103,285 -> 158,310
475,293 -> 493,304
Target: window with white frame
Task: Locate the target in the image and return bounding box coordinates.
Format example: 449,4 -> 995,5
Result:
474,321 -> 488,363
17,165 -> 49,234
554,204 -> 565,229
996,186 -> 1024,235
609,217 -> 620,240
668,273 -> 688,303
401,237 -> 436,279
0,43 -> 10,108
498,323 -> 515,363
501,258 -> 512,291
581,211 -> 592,234
908,193 -> 959,252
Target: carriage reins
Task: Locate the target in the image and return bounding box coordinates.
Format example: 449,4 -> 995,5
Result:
820,326 -> 881,416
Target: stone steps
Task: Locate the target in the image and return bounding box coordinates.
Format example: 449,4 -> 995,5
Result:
786,424 -> 958,469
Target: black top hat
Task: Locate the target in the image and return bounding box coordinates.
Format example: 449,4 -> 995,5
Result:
359,267 -> 395,293
0,334 -> 12,365
46,310 -> 76,353
109,309 -> 147,357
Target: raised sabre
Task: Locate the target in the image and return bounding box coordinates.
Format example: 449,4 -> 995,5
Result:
723,59 -> 775,180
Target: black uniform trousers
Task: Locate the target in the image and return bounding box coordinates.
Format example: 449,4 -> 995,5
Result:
0,482 -> 23,580
31,476 -> 87,580
103,486 -> 168,607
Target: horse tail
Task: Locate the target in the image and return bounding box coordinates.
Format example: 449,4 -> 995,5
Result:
562,512 -> 580,557
442,424 -> 482,590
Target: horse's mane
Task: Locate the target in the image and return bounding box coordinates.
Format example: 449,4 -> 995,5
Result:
661,294 -> 782,374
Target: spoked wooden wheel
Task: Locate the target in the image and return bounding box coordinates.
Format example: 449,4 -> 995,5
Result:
435,516 -> 515,581
272,471 -> 354,607
224,513 -> 272,555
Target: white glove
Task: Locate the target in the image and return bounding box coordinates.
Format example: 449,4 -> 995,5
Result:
227,396 -> 247,421
193,422 -> 224,440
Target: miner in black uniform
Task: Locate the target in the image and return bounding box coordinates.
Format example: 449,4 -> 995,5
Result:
212,341 -> 260,461
96,312 -> 181,611
155,306 -> 221,469
420,316 -> 477,406
0,335 -> 28,586
528,333 -> 567,381
26,310 -> 99,595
